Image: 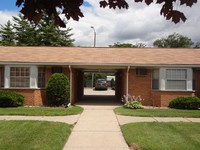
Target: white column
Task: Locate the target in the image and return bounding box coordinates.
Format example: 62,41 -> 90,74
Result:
30,66 -> 38,88
126,66 -> 130,98
187,68 -> 193,91
69,65 -> 72,104
4,65 -> 10,88
159,68 -> 166,90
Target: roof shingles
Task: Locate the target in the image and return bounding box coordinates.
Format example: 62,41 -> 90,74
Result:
0,46 -> 200,66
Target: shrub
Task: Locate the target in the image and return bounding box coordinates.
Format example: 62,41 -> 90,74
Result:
122,95 -> 144,109
46,73 -> 70,106
169,96 -> 200,110
0,91 -> 24,107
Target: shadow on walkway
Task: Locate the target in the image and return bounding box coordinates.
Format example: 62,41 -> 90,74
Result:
76,95 -> 122,106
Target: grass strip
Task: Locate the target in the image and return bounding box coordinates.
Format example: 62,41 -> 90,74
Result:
0,106 -> 83,116
121,122 -> 200,150
114,106 -> 200,117
0,120 -> 72,150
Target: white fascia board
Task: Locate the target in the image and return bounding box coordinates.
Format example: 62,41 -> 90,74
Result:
1,62 -> 200,68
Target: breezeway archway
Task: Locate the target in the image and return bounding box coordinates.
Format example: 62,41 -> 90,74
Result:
71,66 -> 127,105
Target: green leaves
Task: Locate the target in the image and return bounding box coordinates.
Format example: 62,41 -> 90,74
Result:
46,73 -> 70,106
16,0 -> 84,27
14,0 -> 197,26
153,33 -> 193,48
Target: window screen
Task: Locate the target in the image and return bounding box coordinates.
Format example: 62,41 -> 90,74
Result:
52,67 -> 62,74
152,69 -> 159,89
10,67 -> 30,88
136,68 -> 147,76
0,67 -> 4,88
38,67 -> 46,88
166,69 -> 187,90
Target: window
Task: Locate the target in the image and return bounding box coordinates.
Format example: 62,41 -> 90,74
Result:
136,68 -> 147,76
0,67 -> 4,88
10,67 -> 30,88
52,67 -> 62,74
152,70 -> 159,89
193,71 -> 196,90
38,67 -> 46,88
166,69 -> 187,90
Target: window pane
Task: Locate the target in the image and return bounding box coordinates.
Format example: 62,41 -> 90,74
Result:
136,68 -> 147,76
10,67 -> 30,88
152,70 -> 159,89
38,67 -> 45,88
52,67 -> 62,74
166,69 -> 186,80
166,80 -> 186,90
0,67 -> 4,87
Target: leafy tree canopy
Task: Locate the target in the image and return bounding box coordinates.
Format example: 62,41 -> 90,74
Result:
0,14 -> 74,46
109,42 -> 146,48
153,33 -> 193,48
16,0 -> 197,27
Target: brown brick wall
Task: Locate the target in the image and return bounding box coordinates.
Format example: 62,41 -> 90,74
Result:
150,90 -> 195,107
128,69 -> 152,106
150,91 -> 161,107
0,89 -> 46,106
160,91 -> 195,107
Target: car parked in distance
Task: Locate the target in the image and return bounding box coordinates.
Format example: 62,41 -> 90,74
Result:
95,79 -> 108,90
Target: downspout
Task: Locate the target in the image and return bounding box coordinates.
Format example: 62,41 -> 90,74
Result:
69,65 -> 72,105
126,66 -> 130,100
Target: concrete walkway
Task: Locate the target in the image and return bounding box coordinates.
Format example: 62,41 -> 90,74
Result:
63,105 -> 129,150
1,106 -> 200,150
117,115 -> 200,125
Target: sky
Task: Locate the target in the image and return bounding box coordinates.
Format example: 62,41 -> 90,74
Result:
0,0 -> 200,47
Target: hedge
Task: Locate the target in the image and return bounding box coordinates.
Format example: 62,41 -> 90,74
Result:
46,73 -> 70,106
169,96 -> 200,110
0,91 -> 24,107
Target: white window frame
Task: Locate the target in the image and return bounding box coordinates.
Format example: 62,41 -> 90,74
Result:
4,65 -> 38,89
159,68 -> 193,91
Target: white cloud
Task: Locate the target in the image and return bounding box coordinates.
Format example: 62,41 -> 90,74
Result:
1,1 -> 200,47
0,11 -> 18,25
67,1 -> 200,47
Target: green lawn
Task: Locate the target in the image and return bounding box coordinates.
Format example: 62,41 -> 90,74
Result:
114,107 -> 200,117
0,106 -> 83,116
0,120 -> 72,150
121,122 -> 200,150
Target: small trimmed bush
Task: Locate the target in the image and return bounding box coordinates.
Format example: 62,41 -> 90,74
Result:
169,96 -> 200,110
0,91 -> 24,107
122,95 -> 144,109
46,73 -> 70,106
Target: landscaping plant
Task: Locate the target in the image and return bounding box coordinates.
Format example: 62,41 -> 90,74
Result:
46,73 -> 70,106
169,96 -> 200,110
0,91 -> 24,107
121,95 -> 143,109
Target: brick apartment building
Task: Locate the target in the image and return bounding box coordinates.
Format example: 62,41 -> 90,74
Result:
0,46 -> 200,107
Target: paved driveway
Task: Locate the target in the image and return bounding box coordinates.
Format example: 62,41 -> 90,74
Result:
84,87 -> 115,96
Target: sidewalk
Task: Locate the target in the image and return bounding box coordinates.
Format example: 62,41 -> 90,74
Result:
63,105 -> 129,150
1,106 -> 200,150
117,115 -> 200,125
